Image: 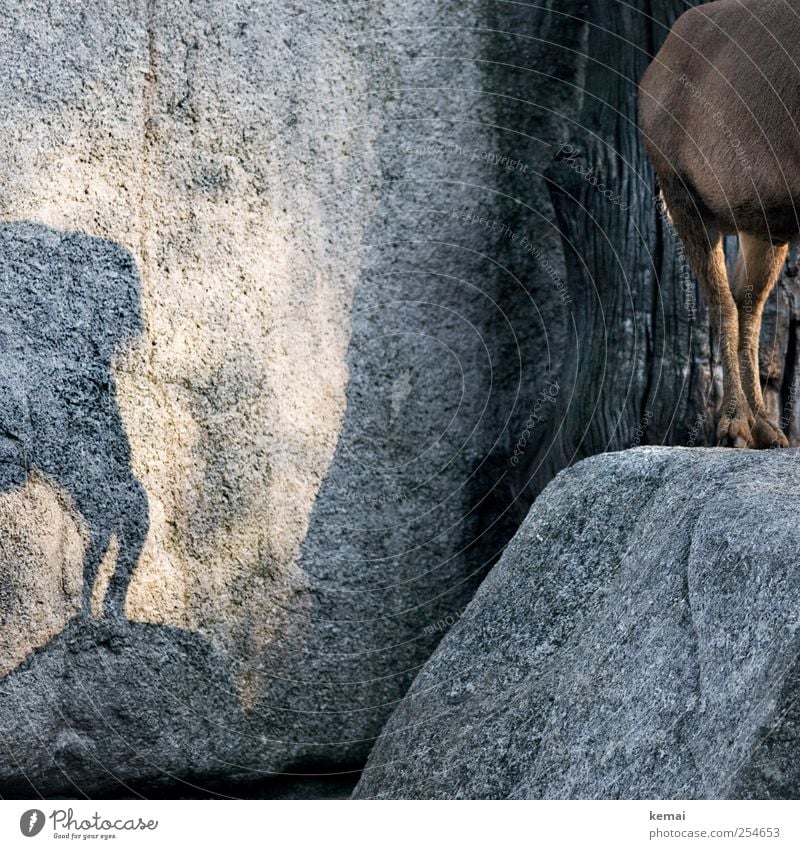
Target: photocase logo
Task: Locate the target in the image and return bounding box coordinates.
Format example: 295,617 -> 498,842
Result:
15,807 -> 159,838
20,809 -> 45,837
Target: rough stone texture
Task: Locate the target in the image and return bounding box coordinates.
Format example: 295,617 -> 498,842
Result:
354,448 -> 800,800
0,474 -> 85,680
0,0 -> 582,795
5,0 -> 797,799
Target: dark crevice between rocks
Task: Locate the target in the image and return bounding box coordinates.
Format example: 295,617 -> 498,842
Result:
1,765 -> 363,801
778,285 -> 799,437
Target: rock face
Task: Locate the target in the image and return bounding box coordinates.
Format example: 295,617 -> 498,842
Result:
354,448 -> 800,800
4,0 -> 792,799
0,0 -> 581,794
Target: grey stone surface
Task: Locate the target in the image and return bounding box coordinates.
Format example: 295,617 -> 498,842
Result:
0,0 -> 583,795
4,0 -> 757,800
354,447 -> 800,799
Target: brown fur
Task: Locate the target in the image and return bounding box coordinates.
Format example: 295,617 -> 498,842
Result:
639,0 -> 800,447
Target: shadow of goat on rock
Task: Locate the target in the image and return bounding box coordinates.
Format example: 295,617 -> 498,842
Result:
0,222 -> 148,617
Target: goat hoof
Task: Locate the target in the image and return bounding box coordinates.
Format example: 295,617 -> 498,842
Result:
751,413 -> 789,449
717,406 -> 754,449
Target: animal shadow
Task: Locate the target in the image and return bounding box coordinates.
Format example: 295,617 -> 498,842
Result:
0,222 -> 148,618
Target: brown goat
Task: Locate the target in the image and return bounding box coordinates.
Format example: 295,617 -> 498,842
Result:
639,0 -> 800,448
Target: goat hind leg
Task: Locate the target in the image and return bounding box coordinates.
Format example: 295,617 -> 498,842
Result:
731,233 -> 788,448
103,477 -> 149,619
668,206 -> 752,447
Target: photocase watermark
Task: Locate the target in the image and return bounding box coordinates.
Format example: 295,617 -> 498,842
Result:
510,380 -> 560,466
20,809 -> 45,838
686,411 -> 708,447
677,73 -> 752,172
554,143 -> 630,211
401,141 -> 530,174
631,408 -> 654,448
390,368 -> 414,424
423,605 -> 468,637
655,193 -> 696,321
19,807 -> 159,839
522,239 -> 572,307
343,487 -> 414,506
450,207 -> 572,306
774,382 -> 796,448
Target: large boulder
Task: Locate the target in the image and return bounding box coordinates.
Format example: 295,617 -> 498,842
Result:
354,448 -> 800,799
